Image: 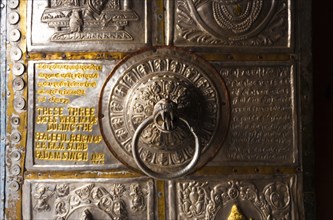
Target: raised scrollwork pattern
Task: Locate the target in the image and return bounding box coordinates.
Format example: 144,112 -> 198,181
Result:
30,181 -> 151,219
176,179 -> 292,220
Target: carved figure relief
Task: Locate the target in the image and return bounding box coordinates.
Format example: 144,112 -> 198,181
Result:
175,0 -> 290,47
176,179 -> 292,220
30,181 -> 151,220
41,0 -> 139,42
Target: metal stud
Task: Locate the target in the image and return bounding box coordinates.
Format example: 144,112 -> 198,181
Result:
10,47 -> 22,61
9,29 -> 21,42
8,0 -> 19,9
11,165 -> 21,176
12,62 -> 25,76
10,131 -> 21,143
9,181 -> 20,192
14,97 -> 26,110
11,150 -> 21,161
11,116 -> 20,125
13,77 -> 25,91
8,12 -> 20,25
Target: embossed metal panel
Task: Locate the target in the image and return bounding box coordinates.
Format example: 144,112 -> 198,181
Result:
26,60 -> 124,170
167,174 -> 301,219
23,178 -> 155,219
167,0 -> 293,51
27,0 -> 151,52
209,61 -> 297,165
1,0 -> 311,219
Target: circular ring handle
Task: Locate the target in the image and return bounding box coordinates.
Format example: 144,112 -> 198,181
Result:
132,116 -> 200,180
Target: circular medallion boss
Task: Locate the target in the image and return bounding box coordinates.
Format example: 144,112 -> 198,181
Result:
99,47 -> 230,179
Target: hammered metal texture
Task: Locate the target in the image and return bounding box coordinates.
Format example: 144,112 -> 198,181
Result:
23,178 -> 155,220
169,0 -> 292,50
168,174 -> 301,220
26,60 -> 125,170
27,0 -> 151,52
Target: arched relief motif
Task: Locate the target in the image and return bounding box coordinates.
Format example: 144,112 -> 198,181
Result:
171,176 -> 295,220
173,0 -> 291,48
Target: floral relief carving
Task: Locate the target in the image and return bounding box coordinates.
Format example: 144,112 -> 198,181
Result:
177,180 -> 292,220
31,181 -> 150,220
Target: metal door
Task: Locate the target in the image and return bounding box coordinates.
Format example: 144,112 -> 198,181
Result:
0,0 -> 313,219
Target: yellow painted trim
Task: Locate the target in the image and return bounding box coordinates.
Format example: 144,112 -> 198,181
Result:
27,52 -> 128,61
156,180 -> 166,220
24,170 -> 143,180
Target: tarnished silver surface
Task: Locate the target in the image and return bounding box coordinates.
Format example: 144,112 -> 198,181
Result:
167,174 -> 301,219
168,0 -> 292,51
27,0 -> 151,52
26,60 -> 125,170
100,47 -> 230,178
23,178 -> 155,220
209,62 -> 297,165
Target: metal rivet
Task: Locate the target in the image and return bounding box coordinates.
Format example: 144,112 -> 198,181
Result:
11,165 -> 21,175
9,29 -> 21,42
13,77 -> 25,91
11,150 -> 21,161
0,3 -> 4,9
8,12 -> 20,25
10,47 -> 22,61
13,62 -> 25,76
8,0 -> 19,9
9,181 -> 20,192
10,131 -> 21,143
11,116 -> 20,125
14,97 -> 26,110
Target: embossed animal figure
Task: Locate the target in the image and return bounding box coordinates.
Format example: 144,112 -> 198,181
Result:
69,9 -> 83,33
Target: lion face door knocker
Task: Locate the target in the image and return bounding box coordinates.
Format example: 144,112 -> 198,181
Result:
100,48 -> 230,179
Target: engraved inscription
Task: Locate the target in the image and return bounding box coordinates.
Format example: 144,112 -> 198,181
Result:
29,62 -> 115,167
217,65 -> 295,163
175,0 -> 290,47
25,179 -> 153,220
174,177 -> 294,220
41,0 -> 139,42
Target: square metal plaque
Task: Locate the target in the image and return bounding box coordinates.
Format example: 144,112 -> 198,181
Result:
209,62 -> 297,165
26,60 -> 124,170
27,0 -> 151,52
167,174 -> 302,219
23,178 -> 155,220
167,0 -> 293,51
